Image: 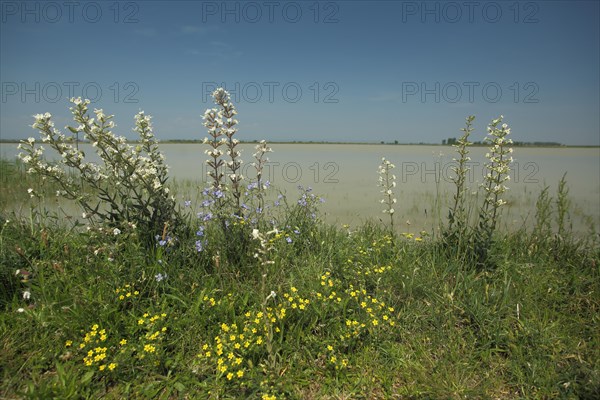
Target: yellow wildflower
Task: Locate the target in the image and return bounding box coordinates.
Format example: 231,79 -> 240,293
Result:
143,344 -> 156,353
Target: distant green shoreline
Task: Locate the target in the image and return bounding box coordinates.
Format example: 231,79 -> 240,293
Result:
1,139 -> 598,148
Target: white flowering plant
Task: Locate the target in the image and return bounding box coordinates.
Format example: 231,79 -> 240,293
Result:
197,89 -> 325,269
18,98 -> 182,244
378,158 -> 397,230
480,116 -> 513,227
440,115 -> 514,267
474,116 -> 514,267
198,89 -> 271,267
444,116 -> 475,250
202,88 -> 243,211
250,140 -> 273,214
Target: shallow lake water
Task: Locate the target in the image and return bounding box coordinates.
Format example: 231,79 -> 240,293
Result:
2,143 -> 599,234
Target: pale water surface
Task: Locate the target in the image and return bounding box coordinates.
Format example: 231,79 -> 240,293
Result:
2,143 -> 599,233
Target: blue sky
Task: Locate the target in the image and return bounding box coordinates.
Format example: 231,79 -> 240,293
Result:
1,0 -> 599,145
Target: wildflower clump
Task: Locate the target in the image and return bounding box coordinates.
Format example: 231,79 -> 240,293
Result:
196,88 -> 328,271
71,324 -> 118,374
373,115 -> 515,267
18,99 -> 182,245
65,310 -> 169,380
134,311 -> 168,362
199,88 -> 276,268
283,186 -> 325,243
115,283 -> 140,302
193,276 -> 398,391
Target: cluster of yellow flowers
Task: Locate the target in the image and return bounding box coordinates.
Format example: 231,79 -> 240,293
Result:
317,276 -> 396,334
325,344 -> 349,370
77,324 -> 107,349
344,236 -> 398,276
83,347 -> 108,367
197,273 -> 397,385
311,264 -> 398,366
201,294 -> 221,308
67,324 -> 118,371
137,312 -> 168,359
197,285 -> 314,383
348,262 -> 392,277
115,284 -> 140,301
198,321 -> 251,381
66,310 -> 169,373
138,312 -> 167,326
282,287 -> 310,310
401,232 -> 425,242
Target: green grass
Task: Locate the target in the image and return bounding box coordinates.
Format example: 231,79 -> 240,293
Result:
1,159 -> 599,399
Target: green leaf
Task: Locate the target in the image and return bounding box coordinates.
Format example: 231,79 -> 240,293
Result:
81,370 -> 94,384
67,126 -> 79,134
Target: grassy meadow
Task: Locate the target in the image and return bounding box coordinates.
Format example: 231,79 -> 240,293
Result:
1,156 -> 599,399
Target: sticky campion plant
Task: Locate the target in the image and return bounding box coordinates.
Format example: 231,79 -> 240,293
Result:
18,98 -> 181,244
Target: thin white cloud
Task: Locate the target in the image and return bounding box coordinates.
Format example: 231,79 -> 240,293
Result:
179,25 -> 218,35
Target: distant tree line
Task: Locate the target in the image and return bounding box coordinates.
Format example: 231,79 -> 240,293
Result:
443,137 -> 563,147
